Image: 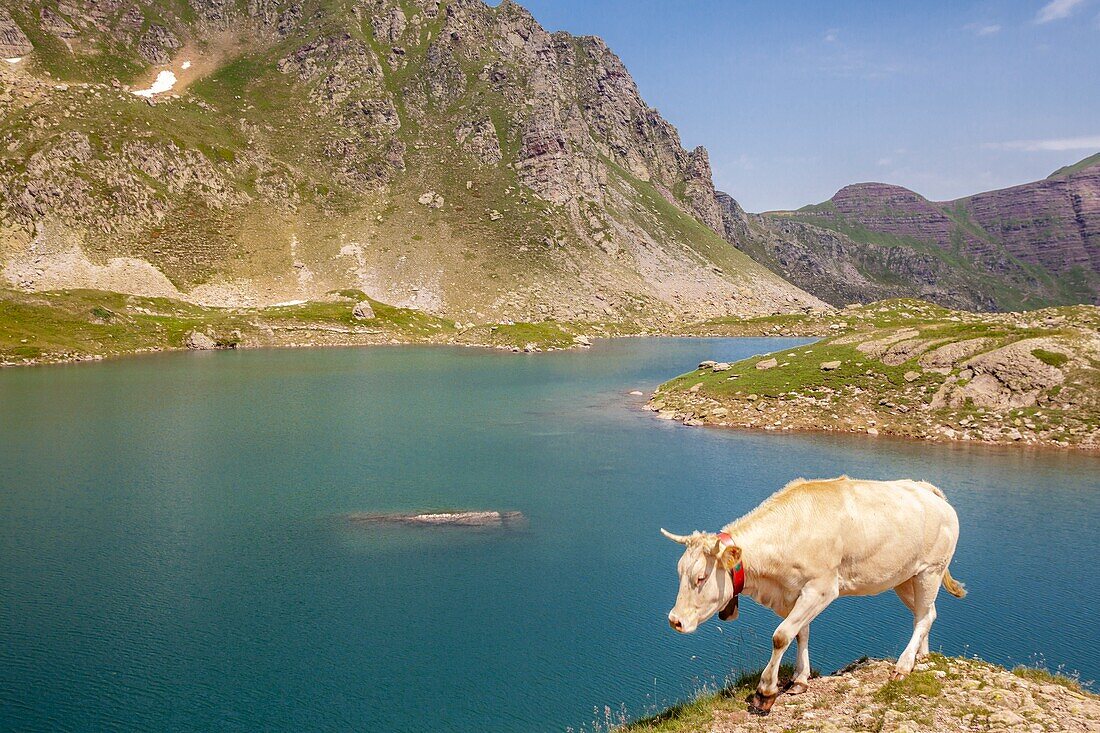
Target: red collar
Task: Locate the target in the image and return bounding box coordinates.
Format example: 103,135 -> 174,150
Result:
718,532 -> 745,595
730,560 -> 745,595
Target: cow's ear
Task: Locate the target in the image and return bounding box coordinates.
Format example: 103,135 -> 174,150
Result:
717,544 -> 742,570
715,533 -> 742,570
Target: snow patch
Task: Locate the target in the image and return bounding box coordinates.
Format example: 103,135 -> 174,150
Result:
132,70 -> 177,98
5,58 -> 22,64
181,60 -> 192,70
271,300 -> 307,307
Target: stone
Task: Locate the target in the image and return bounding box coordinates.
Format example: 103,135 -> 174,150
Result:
689,382 -> 704,393
573,335 -> 591,347
698,360 -> 717,369
867,427 -> 879,435
418,191 -> 444,208
904,370 -> 921,382
820,360 -> 842,371
712,362 -> 731,372
184,331 -> 217,350
352,301 -> 375,320
756,357 -> 778,370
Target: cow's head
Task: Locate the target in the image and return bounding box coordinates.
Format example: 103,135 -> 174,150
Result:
661,528 -> 742,634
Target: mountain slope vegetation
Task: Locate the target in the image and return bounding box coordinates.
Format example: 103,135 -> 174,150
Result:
0,0 -> 820,324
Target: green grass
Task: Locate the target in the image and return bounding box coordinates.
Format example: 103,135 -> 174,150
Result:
483,321 -> 578,349
1048,152 -> 1100,179
621,665 -> 798,732
1011,665 -> 1084,693
1031,348 -> 1069,368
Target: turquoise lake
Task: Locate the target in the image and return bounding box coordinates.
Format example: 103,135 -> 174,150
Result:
1,338 -> 1098,731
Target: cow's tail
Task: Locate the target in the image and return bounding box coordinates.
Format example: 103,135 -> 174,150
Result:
942,567 -> 967,598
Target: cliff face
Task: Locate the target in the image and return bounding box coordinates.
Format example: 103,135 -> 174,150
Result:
0,0 -> 821,322
737,158 -> 1100,310
963,164 -> 1100,276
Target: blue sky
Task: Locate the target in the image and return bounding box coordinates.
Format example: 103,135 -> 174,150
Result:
494,0 -> 1100,211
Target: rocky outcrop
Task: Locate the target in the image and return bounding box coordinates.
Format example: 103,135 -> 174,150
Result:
184,330 -> 217,350
0,8 -> 33,57
624,655 -> 1100,732
352,301 -> 375,320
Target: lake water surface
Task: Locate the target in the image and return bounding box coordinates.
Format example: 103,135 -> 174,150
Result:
1,339 -> 1098,732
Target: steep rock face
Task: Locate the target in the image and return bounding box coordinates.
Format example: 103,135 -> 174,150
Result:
0,0 -> 821,321
0,8 -> 33,57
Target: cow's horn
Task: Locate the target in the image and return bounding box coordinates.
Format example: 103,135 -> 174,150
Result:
660,528 -> 690,544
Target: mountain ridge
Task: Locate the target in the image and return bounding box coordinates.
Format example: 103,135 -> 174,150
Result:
0,0 -> 822,323
724,154 -> 1099,310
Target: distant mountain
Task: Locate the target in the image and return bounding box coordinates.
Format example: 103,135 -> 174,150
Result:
721,155 -> 1099,310
0,0 -> 820,323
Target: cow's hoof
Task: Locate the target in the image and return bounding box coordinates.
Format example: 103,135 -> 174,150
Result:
890,670 -> 908,682
786,681 -> 810,695
748,692 -> 778,715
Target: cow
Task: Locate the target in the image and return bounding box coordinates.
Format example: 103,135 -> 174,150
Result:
661,476 -> 965,715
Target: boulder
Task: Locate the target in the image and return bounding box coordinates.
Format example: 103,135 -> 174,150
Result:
713,362 -> 731,372
184,331 -> 217,350
756,357 -> 778,370
698,360 -> 717,370
820,360 -> 842,371
573,335 -> 591,347
904,370 -> 921,382
352,301 -> 375,320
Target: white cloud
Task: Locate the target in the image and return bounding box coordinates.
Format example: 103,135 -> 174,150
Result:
1036,0 -> 1086,23
965,23 -> 1002,36
824,28 -> 839,43
984,135 -> 1100,151
876,157 -> 893,167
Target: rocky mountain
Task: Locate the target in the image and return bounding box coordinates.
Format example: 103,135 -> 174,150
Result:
721,155 -> 1100,311
0,0 -> 822,324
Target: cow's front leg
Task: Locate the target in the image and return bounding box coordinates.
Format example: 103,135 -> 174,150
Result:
750,579 -> 838,715
788,625 -> 811,694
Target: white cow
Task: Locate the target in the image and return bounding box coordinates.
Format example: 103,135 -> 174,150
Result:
662,476 -> 965,715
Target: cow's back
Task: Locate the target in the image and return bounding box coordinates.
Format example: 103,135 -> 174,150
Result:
733,477 -> 960,595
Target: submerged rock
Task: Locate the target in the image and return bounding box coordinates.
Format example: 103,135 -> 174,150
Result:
346,510 -> 525,527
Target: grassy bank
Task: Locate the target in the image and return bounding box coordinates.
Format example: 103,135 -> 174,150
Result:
0,287 -> 622,365
652,300 -> 1100,450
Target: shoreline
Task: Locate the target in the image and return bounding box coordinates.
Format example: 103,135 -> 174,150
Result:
644,398 -> 1100,453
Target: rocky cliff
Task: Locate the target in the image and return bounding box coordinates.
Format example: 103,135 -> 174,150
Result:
734,157 -> 1100,310
0,0 -> 821,323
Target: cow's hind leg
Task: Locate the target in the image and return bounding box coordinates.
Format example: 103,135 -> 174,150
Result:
751,578 -> 837,714
893,570 -> 941,680
788,625 -> 811,694
894,578 -> 929,658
